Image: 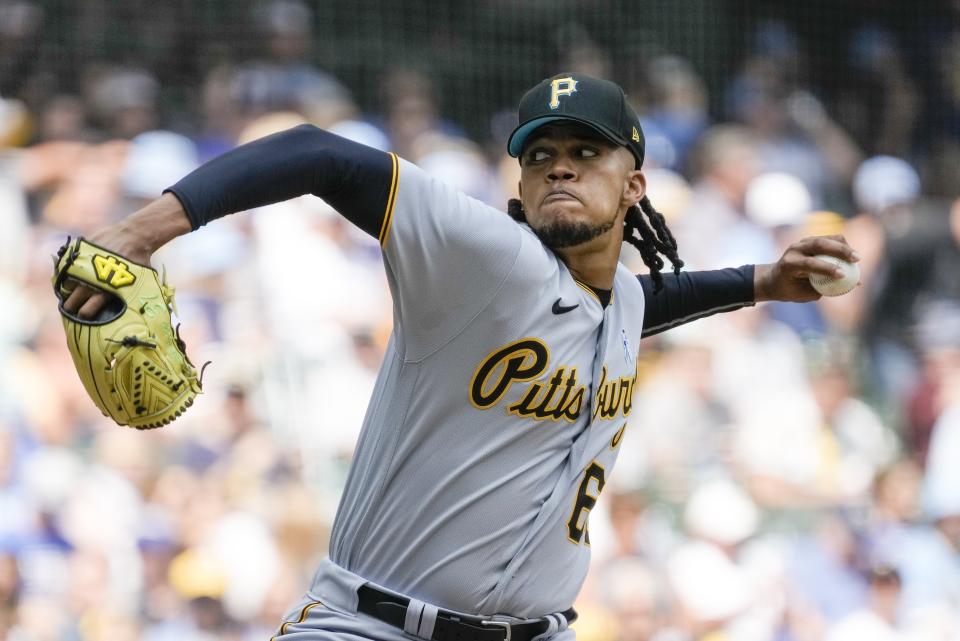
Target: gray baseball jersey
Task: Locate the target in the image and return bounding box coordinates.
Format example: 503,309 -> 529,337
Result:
328,156 -> 644,618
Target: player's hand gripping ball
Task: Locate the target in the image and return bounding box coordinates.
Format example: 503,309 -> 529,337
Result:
52,237 -> 206,429
808,254 -> 860,296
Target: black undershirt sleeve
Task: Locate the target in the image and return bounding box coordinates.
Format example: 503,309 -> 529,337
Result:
164,124 -> 394,238
639,266 -> 756,338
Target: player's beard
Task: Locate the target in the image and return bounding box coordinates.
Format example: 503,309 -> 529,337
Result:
532,211 -> 619,249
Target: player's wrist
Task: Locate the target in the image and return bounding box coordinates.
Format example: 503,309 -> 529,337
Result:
123,193 -> 192,256
85,194 -> 192,266
752,263 -> 773,302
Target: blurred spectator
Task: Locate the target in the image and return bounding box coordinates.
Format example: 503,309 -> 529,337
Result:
0,95 -> 30,147
920,329 -> 960,524
379,66 -> 465,161
637,55 -> 709,172
707,307 -> 830,507
195,64 -> 246,162
120,130 -> 200,204
676,124 -> 767,269
804,337 -> 897,496
731,331 -> 893,511
589,471 -> 677,571
626,324 -> 735,499
786,512 -> 869,636
882,502 -> 960,637
669,479 -> 789,641
744,172 -> 812,231
85,67 -> 161,139
0,552 -> 18,611
726,20 -> 862,207
597,557 -> 665,641
229,0 -> 353,127
0,156 -> 30,283
744,172 -> 829,337
328,118 -> 390,152
35,94 -> 91,143
906,302 -> 960,465
839,25 -> 919,160
416,133 -> 495,202
924,19 -> 960,196
0,1 -> 43,98
29,138 -> 129,232
641,168 -> 691,225
683,479 -> 759,554
862,459 -> 923,587
554,24 -> 612,82
845,156 -> 960,425
824,564 -> 903,641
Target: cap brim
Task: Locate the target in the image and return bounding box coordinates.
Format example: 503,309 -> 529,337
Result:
507,115 -> 628,158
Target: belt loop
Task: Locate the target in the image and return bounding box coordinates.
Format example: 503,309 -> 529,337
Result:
404,599 -> 426,636
531,613 -> 568,641
418,603 -> 439,639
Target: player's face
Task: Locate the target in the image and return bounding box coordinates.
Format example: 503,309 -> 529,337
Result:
519,123 -> 644,250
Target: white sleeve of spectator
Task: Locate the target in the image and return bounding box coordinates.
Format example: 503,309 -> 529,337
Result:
380,157 -> 523,361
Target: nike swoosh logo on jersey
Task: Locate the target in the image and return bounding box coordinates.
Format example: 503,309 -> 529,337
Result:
552,298 -> 579,314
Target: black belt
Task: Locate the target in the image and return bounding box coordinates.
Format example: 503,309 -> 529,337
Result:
356,584 -> 577,641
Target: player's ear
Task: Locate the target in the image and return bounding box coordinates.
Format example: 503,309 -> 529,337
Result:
623,170 -> 646,208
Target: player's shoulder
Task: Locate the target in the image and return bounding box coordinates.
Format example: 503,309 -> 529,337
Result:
395,157 -> 505,216
615,260 -> 644,287
614,261 -> 646,308
387,157 -> 532,261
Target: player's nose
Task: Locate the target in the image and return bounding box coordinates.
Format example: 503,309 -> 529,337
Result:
547,156 -> 577,182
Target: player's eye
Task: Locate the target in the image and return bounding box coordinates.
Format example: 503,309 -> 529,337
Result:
578,147 -> 598,158
528,149 -> 551,163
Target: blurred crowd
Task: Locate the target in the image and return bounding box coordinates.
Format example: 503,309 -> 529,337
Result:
2,1 -> 960,640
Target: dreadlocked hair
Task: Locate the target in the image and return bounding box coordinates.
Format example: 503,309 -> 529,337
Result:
507,198 -> 525,222
626,196 -> 684,293
506,195 -> 684,293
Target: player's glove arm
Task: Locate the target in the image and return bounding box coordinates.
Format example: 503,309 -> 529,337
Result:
165,124 -> 394,238
639,265 -> 755,338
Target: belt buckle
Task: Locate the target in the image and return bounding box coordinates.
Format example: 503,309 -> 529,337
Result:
480,619 -> 511,641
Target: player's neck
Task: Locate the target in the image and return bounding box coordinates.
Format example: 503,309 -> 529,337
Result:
556,230 -> 623,290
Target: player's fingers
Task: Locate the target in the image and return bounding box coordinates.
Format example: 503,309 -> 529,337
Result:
794,255 -> 846,279
818,233 -> 847,244
62,285 -> 95,313
800,235 -> 860,262
77,292 -> 109,320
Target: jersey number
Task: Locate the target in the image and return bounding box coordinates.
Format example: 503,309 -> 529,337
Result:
567,462 -> 605,545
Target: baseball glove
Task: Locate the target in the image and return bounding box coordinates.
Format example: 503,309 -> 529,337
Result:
52,237 -> 205,429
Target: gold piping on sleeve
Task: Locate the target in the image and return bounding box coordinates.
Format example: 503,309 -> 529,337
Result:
378,152 -> 400,248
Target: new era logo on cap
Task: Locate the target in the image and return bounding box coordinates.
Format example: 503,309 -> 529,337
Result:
508,72 -> 646,169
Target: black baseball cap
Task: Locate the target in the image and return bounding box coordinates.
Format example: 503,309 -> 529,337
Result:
508,72 -> 646,169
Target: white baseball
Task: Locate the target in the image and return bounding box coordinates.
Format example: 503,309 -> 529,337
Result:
808,255 -> 860,296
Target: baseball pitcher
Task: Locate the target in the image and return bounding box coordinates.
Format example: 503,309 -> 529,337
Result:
55,73 -> 859,641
